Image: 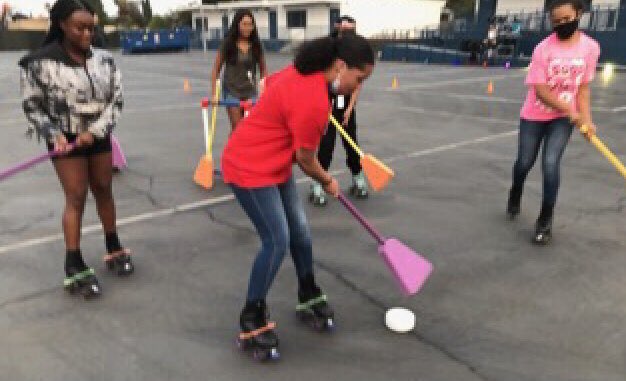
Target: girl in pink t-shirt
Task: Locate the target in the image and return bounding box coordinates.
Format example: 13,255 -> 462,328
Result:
507,0 -> 600,244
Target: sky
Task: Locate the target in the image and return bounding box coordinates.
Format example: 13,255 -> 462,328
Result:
7,0 -> 445,36
7,0 -> 192,17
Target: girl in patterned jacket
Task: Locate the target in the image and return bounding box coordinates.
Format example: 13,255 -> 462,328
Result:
19,0 -> 134,298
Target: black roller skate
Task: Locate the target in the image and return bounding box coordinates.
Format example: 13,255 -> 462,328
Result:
64,268 -> 101,299
350,172 -> 369,199
533,205 -> 553,245
309,183 -> 328,206
104,249 -> 134,276
237,300 -> 280,361
506,187 -> 522,220
296,275 -> 335,331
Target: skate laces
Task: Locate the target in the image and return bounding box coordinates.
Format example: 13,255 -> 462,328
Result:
312,182 -> 325,196
354,172 -> 367,189
63,268 -> 95,286
239,321 -> 277,340
104,248 -> 132,262
296,294 -> 328,311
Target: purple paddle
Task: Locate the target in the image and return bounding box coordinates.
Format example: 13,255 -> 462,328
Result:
0,144 -> 75,182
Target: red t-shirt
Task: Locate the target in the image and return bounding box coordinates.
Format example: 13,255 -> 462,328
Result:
221,65 -> 331,188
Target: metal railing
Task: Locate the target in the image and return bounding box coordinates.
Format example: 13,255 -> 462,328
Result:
373,19 -> 469,41
496,5 -> 619,32
376,5 -> 621,43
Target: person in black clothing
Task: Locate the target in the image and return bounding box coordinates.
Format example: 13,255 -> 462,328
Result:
310,15 -> 368,206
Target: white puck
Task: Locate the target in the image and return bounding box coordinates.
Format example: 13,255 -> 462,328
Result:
385,307 -> 416,333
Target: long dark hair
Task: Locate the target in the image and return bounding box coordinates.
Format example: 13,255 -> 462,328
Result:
547,0 -> 585,13
44,0 -> 94,46
294,34 -> 375,75
221,9 -> 263,65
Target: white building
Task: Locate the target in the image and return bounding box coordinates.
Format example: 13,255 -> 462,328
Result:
184,0 -> 444,45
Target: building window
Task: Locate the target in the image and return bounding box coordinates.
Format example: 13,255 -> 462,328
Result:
287,10 -> 306,28
195,17 -> 209,31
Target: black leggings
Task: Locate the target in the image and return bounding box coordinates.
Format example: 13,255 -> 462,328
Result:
317,107 -> 361,176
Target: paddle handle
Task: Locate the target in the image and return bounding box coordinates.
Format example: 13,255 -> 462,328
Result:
329,114 -> 364,157
580,125 -> 626,180
218,99 -> 255,109
337,193 -> 385,245
207,79 -> 221,157
0,143 -> 75,181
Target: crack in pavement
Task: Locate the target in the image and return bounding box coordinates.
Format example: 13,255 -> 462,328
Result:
204,208 -> 255,234
201,209 -> 491,381
313,259 -> 491,381
0,211 -> 56,237
117,169 -> 161,208
573,196 -> 626,221
0,286 -> 59,310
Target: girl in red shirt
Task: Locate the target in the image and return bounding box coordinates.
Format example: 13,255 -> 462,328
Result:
222,34 -> 374,358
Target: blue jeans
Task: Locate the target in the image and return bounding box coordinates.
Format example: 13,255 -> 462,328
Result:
231,176 -> 314,302
512,118 -> 574,208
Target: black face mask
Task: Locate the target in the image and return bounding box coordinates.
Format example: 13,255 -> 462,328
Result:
553,19 -> 579,40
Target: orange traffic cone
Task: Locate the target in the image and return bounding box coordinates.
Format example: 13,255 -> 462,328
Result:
184,78 -> 191,93
487,81 -> 494,95
391,76 -> 399,89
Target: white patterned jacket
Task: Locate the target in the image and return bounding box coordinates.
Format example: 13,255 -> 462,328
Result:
18,41 -> 123,142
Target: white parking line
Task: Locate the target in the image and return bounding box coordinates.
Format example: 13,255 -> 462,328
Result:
0,127 -> 518,255
612,105 -> 626,113
386,72 -> 527,91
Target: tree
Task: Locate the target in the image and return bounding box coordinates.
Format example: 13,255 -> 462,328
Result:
148,15 -> 169,30
147,10 -> 193,30
175,10 -> 192,28
445,0 -> 476,19
1,3 -> 10,30
141,0 -> 153,24
115,0 -> 146,28
83,0 -> 108,24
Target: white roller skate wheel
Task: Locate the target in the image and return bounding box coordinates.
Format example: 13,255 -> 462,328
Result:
385,307 -> 415,333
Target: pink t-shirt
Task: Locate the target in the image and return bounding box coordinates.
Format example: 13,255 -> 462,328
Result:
520,33 -> 600,121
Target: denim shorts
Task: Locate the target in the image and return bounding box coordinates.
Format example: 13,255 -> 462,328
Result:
222,87 -> 257,106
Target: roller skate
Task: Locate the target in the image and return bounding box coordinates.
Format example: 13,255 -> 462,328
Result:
296,274 -> 335,331
237,300 -> 280,361
350,172 -> 369,199
309,182 -> 328,206
104,249 -> 134,276
63,268 -> 101,299
533,205 -> 553,245
507,187 -> 522,220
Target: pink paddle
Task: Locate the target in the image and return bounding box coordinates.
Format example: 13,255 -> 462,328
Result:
111,134 -> 127,169
337,193 -> 433,295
